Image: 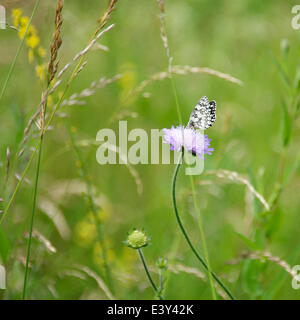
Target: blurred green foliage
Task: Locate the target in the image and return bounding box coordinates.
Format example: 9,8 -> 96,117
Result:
0,0 -> 300,300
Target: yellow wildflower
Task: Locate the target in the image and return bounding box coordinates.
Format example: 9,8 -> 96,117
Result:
93,241 -> 115,267
37,46 -> 46,58
47,95 -> 54,108
18,25 -> 27,39
28,49 -> 34,63
58,91 -> 64,99
119,70 -> 137,91
86,212 -> 96,223
97,209 -> 110,222
28,25 -> 37,36
116,247 -> 136,272
75,160 -> 82,168
65,140 -> 72,151
70,126 -> 77,134
11,8 -> 22,18
74,219 -> 97,247
35,64 -> 46,81
11,9 -> 22,27
27,34 -> 40,49
119,64 -> 137,104
18,18 -> 37,39
19,16 -> 29,27
122,247 -> 136,264
119,63 -> 137,90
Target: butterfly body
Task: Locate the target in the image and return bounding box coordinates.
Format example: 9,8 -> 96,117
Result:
187,96 -> 217,130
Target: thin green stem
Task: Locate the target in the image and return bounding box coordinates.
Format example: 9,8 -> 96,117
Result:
0,0 -> 41,102
158,268 -> 166,299
168,71 -> 217,298
138,249 -> 163,300
170,75 -> 183,125
159,270 -> 164,293
22,138 -> 43,300
22,75 -> 51,299
0,142 -> 40,225
171,152 -> 235,300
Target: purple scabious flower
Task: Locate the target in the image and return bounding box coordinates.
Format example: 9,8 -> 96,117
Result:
163,125 -> 214,159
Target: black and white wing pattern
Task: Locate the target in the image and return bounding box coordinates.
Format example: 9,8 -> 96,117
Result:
187,96 -> 217,130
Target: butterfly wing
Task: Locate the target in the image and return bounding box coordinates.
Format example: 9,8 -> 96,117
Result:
208,100 -> 217,126
187,96 -> 217,130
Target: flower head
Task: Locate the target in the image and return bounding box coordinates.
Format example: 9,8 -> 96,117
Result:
35,64 -> 46,80
37,46 -> 47,58
163,125 -> 214,158
124,229 -> 150,249
11,9 -> 23,27
27,34 -> 40,49
28,49 -> 34,63
156,258 -> 168,270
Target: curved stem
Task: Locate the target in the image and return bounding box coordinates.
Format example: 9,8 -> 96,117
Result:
171,152 -> 235,300
138,249 -> 163,300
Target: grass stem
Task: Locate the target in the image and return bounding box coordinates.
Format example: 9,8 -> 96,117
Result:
22,138 -> 43,300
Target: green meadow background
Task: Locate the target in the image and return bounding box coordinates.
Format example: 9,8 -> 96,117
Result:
0,0 -> 300,300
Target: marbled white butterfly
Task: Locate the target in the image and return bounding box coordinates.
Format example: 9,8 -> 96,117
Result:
187,96 -> 217,130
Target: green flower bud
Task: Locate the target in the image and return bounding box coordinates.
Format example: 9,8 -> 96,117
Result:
124,229 -> 149,249
156,258 -> 168,270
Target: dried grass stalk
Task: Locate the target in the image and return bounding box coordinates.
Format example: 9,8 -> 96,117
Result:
157,0 -> 170,60
55,0 -> 117,79
93,43 -> 109,52
5,147 -> 10,181
24,229 -> 57,253
228,251 -> 300,282
172,65 -> 243,85
130,65 -> 243,98
48,0 -> 64,84
21,66 -> 117,146
150,262 -> 228,299
95,0 -> 118,36
22,7 -> 115,143
72,61 -> 88,79
73,24 -> 115,61
110,110 -> 139,123
39,198 -> 71,241
204,169 -> 270,211
169,263 -> 205,280
75,265 -> 115,300
62,74 -> 121,107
